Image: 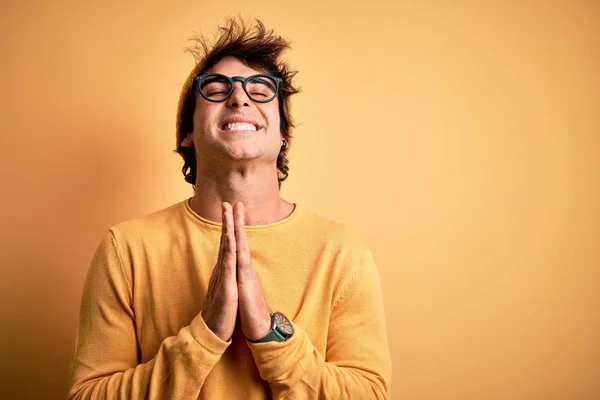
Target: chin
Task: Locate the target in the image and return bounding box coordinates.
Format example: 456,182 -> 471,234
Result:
223,146 -> 261,161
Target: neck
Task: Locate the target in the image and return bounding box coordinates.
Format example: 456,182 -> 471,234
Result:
189,163 -> 294,225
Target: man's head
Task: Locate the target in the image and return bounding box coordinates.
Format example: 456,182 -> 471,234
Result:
175,18 -> 299,188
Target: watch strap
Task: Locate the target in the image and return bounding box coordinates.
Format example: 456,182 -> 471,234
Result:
250,328 -> 286,343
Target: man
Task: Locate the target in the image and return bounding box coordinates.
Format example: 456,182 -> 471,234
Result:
68,18 -> 391,399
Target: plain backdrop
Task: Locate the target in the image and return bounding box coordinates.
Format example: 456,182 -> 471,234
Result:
1,1 -> 599,399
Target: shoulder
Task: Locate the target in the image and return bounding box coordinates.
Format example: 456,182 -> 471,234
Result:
107,200 -> 188,244
295,206 -> 380,303
295,206 -> 372,267
298,206 -> 369,248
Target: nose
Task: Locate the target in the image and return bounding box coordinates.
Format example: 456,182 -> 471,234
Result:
226,82 -> 250,108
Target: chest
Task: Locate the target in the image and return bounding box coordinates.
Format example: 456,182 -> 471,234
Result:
128,236 -> 341,362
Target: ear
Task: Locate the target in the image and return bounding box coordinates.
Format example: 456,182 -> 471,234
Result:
181,133 -> 194,147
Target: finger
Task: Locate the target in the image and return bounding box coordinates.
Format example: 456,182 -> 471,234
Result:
234,202 -> 252,268
222,202 -> 237,276
215,202 -> 230,270
210,203 -> 228,285
217,224 -> 226,263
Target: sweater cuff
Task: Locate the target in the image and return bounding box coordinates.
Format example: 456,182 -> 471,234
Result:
247,321 -> 309,381
189,312 -> 231,354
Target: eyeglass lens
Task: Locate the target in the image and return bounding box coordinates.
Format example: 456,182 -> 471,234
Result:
199,75 -> 277,102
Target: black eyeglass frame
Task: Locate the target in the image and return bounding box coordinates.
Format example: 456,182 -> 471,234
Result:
193,73 -> 283,104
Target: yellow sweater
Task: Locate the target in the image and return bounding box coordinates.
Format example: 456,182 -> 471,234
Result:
68,200 -> 391,399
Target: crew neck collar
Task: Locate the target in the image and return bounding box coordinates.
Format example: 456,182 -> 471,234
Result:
183,198 -> 301,233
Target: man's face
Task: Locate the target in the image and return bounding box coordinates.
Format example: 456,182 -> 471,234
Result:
182,56 -> 282,167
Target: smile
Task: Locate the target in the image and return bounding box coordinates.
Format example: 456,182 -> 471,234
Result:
223,122 -> 258,131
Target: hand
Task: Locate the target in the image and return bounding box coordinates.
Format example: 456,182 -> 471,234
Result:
202,202 -> 239,341
233,202 -> 273,341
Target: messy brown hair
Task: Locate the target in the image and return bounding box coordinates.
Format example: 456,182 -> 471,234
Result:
174,17 -> 300,189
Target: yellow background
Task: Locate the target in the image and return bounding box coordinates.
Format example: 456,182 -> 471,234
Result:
1,1 -> 599,399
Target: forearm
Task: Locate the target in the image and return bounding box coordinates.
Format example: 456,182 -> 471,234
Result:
248,250 -> 392,399
69,312 -> 229,400
248,326 -> 389,399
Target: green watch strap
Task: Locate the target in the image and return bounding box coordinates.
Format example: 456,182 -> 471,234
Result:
250,328 -> 286,343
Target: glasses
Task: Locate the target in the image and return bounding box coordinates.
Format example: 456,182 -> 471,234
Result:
194,73 -> 282,103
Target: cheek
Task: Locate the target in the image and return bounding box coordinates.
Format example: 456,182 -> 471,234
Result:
264,105 -> 281,133
271,113 -> 281,133
193,105 -> 216,132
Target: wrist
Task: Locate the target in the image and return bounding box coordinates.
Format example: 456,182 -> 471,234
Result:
247,313 -> 273,341
248,312 -> 295,343
200,311 -> 232,342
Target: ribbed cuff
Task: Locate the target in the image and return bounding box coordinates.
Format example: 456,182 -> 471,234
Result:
247,322 -> 309,381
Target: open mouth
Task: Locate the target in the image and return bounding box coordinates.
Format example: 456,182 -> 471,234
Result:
221,122 -> 259,131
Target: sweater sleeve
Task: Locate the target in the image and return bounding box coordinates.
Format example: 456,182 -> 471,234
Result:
247,250 -> 392,399
68,231 -> 229,400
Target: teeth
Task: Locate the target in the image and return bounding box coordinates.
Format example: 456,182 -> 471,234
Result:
224,122 -> 257,131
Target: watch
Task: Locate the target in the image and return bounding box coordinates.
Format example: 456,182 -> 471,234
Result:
249,311 -> 294,343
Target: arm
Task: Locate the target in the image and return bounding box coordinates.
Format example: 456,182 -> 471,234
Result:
68,231 -> 230,400
247,250 -> 392,399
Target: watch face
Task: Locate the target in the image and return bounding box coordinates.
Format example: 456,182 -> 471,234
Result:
273,312 -> 294,336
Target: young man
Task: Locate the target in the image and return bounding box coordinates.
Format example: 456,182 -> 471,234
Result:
68,18 -> 391,399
